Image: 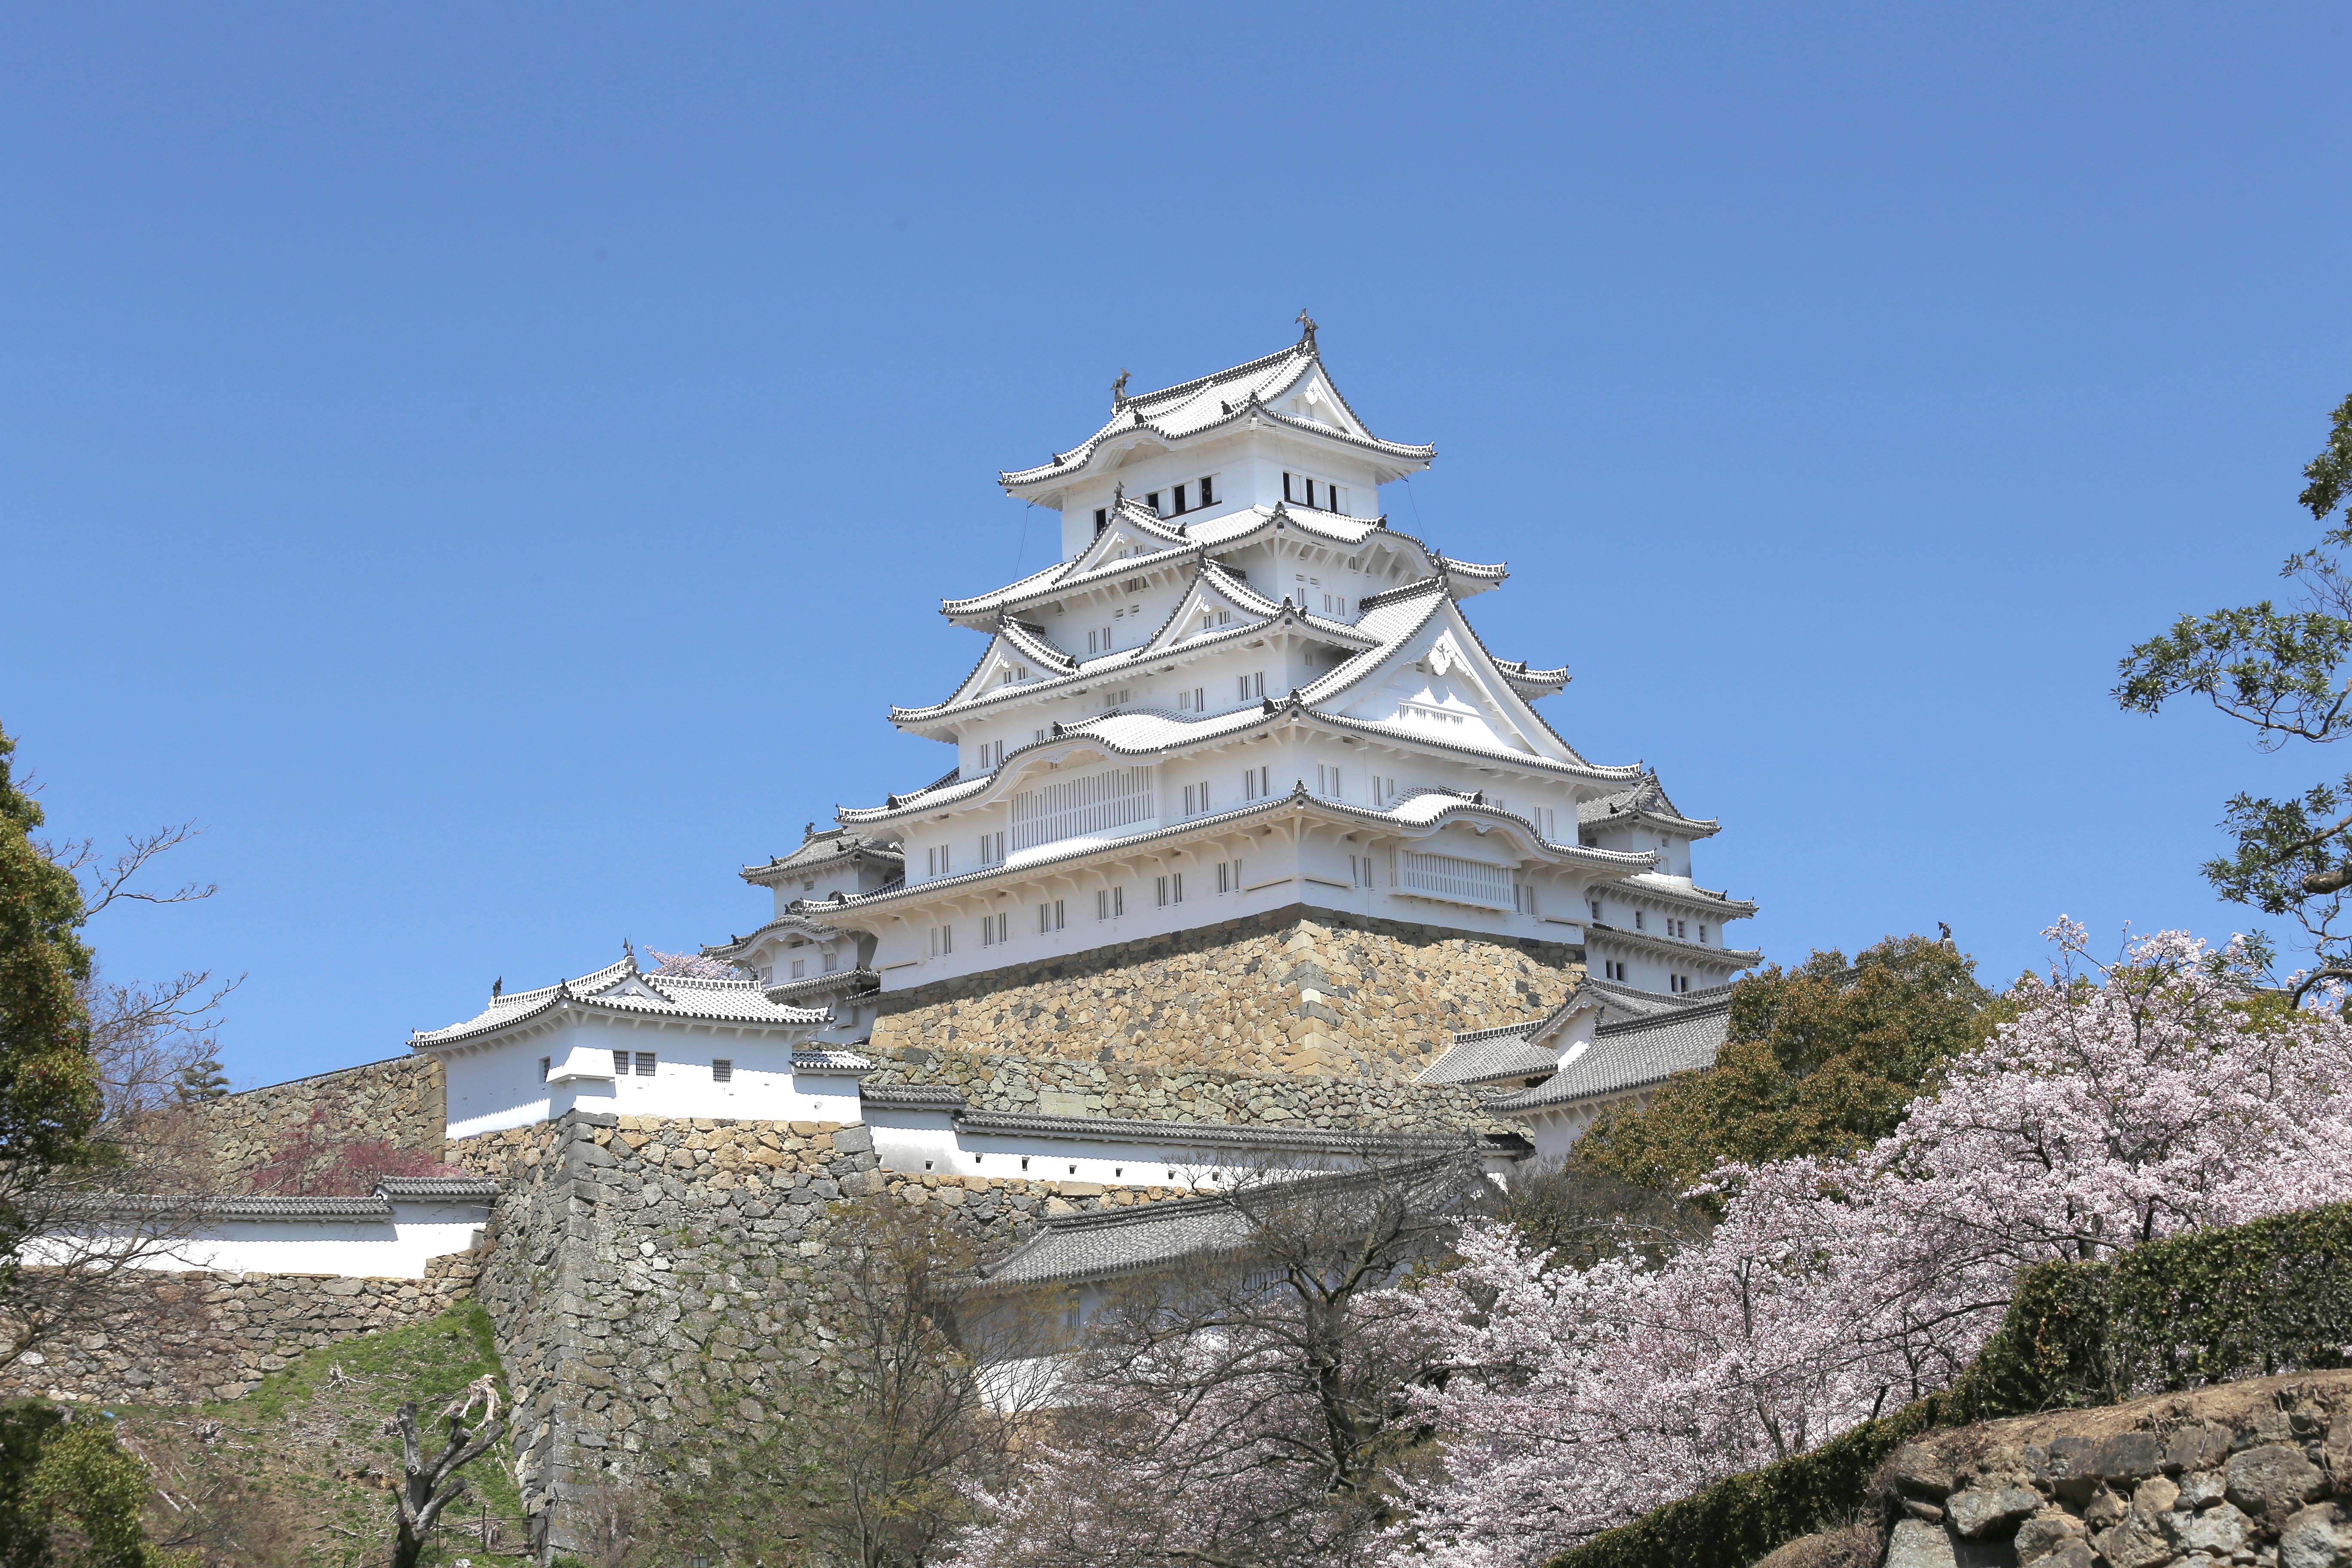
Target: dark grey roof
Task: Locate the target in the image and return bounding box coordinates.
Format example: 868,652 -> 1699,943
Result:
1418,975 -> 1737,1088
52,1177 -> 499,1225
977,1192 -> 1254,1289
1485,999 -> 1733,1114
1577,772 -> 1719,836
859,1083 -> 971,1110
376,1176 -> 501,1201
743,830 -> 904,883
1414,1033 -> 1562,1087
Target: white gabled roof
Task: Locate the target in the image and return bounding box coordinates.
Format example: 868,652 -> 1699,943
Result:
1578,772 -> 1722,838
999,336 -> 1434,501
941,505 -> 1501,629
410,950 -> 830,1052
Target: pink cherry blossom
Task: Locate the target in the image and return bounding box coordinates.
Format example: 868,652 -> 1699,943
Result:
1392,925 -> 2352,1568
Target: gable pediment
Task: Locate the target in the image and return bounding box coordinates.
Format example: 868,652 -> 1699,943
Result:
1329,611 -> 1570,762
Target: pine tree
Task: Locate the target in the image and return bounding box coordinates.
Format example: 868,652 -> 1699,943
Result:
0,723 -> 104,1273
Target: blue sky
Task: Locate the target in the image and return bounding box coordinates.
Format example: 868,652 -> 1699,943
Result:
6,5 -> 2351,1089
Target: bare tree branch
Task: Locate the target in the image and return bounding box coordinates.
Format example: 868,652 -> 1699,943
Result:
41,820 -> 216,919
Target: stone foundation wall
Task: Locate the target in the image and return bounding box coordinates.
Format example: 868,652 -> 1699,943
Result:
1771,1370 -> 2352,1568
0,1250 -> 481,1406
190,1054 -> 447,1189
459,1111 -> 1191,1557
869,903 -> 1582,1080
862,1042 -> 1515,1135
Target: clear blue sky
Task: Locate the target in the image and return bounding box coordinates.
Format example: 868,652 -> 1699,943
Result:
6,5 -> 2350,1090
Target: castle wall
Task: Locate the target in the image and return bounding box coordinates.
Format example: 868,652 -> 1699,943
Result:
189,1053 -> 446,1188
454,1111 -> 1192,1557
863,1039 -> 1515,1134
868,903 -> 1581,1080
0,1251 -> 482,1406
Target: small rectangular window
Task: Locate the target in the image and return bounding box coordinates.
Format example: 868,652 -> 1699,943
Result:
1634,910 -> 1646,931
1094,507 -> 1108,534
791,958 -> 807,979
712,1059 -> 733,1083
539,1056 -> 551,1082
1699,924 -> 1709,945
1200,474 -> 1216,505
635,1051 -> 657,1077
612,1049 -> 629,1076
1145,490 -> 1160,514
1172,482 -> 1188,514
1283,472 -> 1294,503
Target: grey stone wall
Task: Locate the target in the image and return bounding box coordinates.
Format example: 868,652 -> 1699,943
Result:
0,1250 -> 481,1406
456,1111 -> 1190,1558
1771,1370 -> 2352,1568
869,903 -> 1582,1081
189,1053 -> 447,1189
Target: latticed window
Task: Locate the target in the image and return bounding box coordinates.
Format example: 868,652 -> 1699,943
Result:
1010,765 -> 1155,851
1399,851 -> 1513,910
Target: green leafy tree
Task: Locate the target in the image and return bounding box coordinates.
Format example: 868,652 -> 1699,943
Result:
2116,394 -> 2352,997
0,1404 -> 191,1568
1574,933 -> 1991,1195
0,726 -> 104,1316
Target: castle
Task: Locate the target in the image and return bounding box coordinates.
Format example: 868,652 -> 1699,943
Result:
15,324 -> 1762,1559
410,318 -> 1760,1165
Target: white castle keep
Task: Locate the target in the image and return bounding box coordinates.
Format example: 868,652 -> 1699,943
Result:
408,321 -> 1761,1167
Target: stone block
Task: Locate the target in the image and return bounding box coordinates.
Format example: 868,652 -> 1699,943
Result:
1885,1519 -> 1958,1568
1948,1486 -> 2042,1538
2013,1513 -> 2086,1565
2225,1443 -> 2327,1520
2283,1504 -> 2352,1568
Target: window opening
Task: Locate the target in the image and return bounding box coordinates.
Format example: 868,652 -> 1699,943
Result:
635,1052 -> 657,1077
712,1059 -> 733,1083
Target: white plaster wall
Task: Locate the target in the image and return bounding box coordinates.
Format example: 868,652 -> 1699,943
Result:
440,1020 -> 861,1139
34,1201 -> 489,1279
870,1112 -> 1386,1191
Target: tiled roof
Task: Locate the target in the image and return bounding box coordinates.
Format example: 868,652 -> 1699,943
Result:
938,505 -> 1471,628
998,340 -> 1434,494
1585,921 -> 1763,970
1485,999 -> 1735,1114
1577,773 -> 1721,837
741,830 -> 903,887
814,781 -> 1653,921
55,1178 -> 500,1225
978,1191 -> 1256,1288
859,1083 -> 972,1110
792,1048 -> 877,1074
1416,975 -> 1742,1088
411,951 -> 830,1051
1413,1033 -> 1564,1087
376,1176 -> 501,1201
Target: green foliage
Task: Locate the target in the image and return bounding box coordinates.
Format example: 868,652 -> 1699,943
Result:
1545,1201 -> 2352,1568
2114,393 -> 2352,991
0,725 -> 104,1262
0,1404 -> 190,1568
1575,935 -> 1989,1194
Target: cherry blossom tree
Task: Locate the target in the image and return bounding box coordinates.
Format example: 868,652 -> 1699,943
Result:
967,1155 -> 1488,1568
1393,923 -> 2352,1568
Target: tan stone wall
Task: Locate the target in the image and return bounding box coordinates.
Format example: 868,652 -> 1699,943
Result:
190,1054 -> 447,1189
862,1043 -> 1517,1135
869,903 -> 1583,1080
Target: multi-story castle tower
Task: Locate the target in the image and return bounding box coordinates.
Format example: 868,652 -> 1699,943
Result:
717,321 -> 1758,1082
